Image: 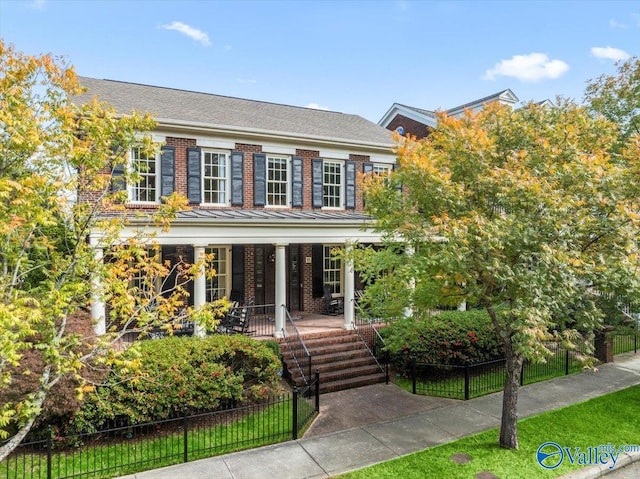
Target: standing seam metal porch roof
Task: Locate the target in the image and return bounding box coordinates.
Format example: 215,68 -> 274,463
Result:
75,77 -> 394,147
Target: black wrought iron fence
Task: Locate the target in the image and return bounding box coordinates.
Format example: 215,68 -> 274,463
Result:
2,383 -> 319,479
245,303 -> 276,337
612,332 -> 638,355
408,341 -> 593,400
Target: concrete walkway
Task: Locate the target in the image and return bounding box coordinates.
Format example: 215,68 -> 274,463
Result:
120,354 -> 640,479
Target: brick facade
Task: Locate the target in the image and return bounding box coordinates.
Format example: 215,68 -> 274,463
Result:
386,113 -> 433,139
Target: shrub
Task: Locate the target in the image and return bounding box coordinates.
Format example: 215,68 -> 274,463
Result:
69,335 -> 281,433
381,309 -> 504,374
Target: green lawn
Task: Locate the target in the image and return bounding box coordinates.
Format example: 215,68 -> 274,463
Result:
337,384 -> 640,479
6,396 -> 317,479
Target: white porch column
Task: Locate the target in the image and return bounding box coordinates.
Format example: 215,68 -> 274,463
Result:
343,243 -> 355,330
91,246 -> 106,336
274,244 -> 287,338
193,246 -> 206,337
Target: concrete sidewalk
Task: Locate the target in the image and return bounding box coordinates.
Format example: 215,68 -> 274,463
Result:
120,354 -> 640,479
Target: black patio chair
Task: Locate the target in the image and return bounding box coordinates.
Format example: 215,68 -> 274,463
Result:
323,284 -> 343,315
217,298 -> 255,335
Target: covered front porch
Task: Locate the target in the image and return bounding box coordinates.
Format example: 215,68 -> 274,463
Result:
90,209 -> 384,338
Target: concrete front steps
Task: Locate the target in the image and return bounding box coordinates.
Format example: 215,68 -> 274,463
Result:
280,329 -> 386,394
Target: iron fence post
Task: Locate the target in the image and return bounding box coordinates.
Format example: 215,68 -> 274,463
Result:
183,406 -> 188,463
520,362 -> 524,387
635,333 -> 637,354
47,425 -> 52,479
292,387 -> 299,440
464,364 -> 470,400
315,369 -> 320,413
565,349 -> 570,376
411,359 -> 416,395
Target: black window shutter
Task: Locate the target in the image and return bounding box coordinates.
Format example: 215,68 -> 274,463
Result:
312,244 -> 324,298
231,151 -> 244,206
187,147 -> 202,204
292,156 -> 303,207
312,159 -> 323,208
231,245 -> 245,301
160,146 -> 175,200
345,160 -> 356,209
111,163 -> 126,192
363,162 -> 374,174
393,163 -> 402,193
253,153 -> 266,206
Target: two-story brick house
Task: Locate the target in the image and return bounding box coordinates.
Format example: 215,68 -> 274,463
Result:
77,77 -> 395,337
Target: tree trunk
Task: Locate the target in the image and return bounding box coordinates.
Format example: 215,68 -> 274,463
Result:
0,367 -> 51,463
499,345 -> 523,449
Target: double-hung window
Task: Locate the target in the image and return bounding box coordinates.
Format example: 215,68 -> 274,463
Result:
267,155 -> 289,207
323,160 -> 342,208
323,245 -> 342,296
205,246 -> 230,301
203,151 -> 228,205
373,164 -> 393,176
130,147 -> 158,203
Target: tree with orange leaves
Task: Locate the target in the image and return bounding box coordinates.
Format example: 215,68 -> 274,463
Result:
360,99 -> 640,449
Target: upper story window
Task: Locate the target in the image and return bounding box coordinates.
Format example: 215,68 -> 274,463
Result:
373,163 -> 393,176
267,155 -> 289,207
130,147 -> 158,203
323,160 -> 343,208
203,151 -> 229,205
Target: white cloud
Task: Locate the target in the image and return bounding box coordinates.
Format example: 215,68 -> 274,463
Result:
591,46 -> 630,61
483,53 -> 569,82
161,21 -> 210,46
27,0 -> 46,10
609,19 -> 627,29
306,103 -> 330,111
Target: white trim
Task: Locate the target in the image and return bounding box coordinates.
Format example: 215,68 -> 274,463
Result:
196,138 -> 236,150
319,149 -> 350,160
92,223 -> 382,246
378,104 -> 438,129
262,144 -> 297,155
154,118 -> 394,153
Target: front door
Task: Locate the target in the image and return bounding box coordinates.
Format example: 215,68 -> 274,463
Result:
289,244 -> 302,311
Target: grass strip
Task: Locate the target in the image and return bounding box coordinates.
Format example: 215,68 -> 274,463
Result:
338,384 -> 640,478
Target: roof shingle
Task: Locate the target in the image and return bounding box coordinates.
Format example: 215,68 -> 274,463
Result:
75,77 -> 394,147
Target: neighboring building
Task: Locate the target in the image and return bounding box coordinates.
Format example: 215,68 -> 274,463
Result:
76,77 -> 395,337
378,89 -> 519,138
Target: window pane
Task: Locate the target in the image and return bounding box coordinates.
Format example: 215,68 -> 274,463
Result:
203,152 -> 228,204
267,156 -> 288,206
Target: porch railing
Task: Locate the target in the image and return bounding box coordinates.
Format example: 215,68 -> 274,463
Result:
281,306 -> 312,386
244,303 -> 276,337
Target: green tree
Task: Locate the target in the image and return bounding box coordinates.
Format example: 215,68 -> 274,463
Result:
0,41 -> 222,460
585,56 -> 640,150
359,99 -> 640,449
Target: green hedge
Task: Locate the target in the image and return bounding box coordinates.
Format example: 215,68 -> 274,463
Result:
381,309 -> 504,373
69,335 -> 281,434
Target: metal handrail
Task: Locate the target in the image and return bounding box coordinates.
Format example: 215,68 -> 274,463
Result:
352,320 -> 388,374
281,305 -> 312,385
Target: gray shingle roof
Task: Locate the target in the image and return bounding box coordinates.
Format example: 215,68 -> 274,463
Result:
75,77 -> 394,147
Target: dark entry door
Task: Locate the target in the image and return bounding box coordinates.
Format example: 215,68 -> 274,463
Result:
288,244 -> 302,311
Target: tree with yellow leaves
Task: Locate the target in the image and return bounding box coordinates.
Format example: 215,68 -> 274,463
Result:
361,98 -> 640,449
0,41 -> 223,460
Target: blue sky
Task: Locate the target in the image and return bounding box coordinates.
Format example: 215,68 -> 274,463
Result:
0,0 -> 637,123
